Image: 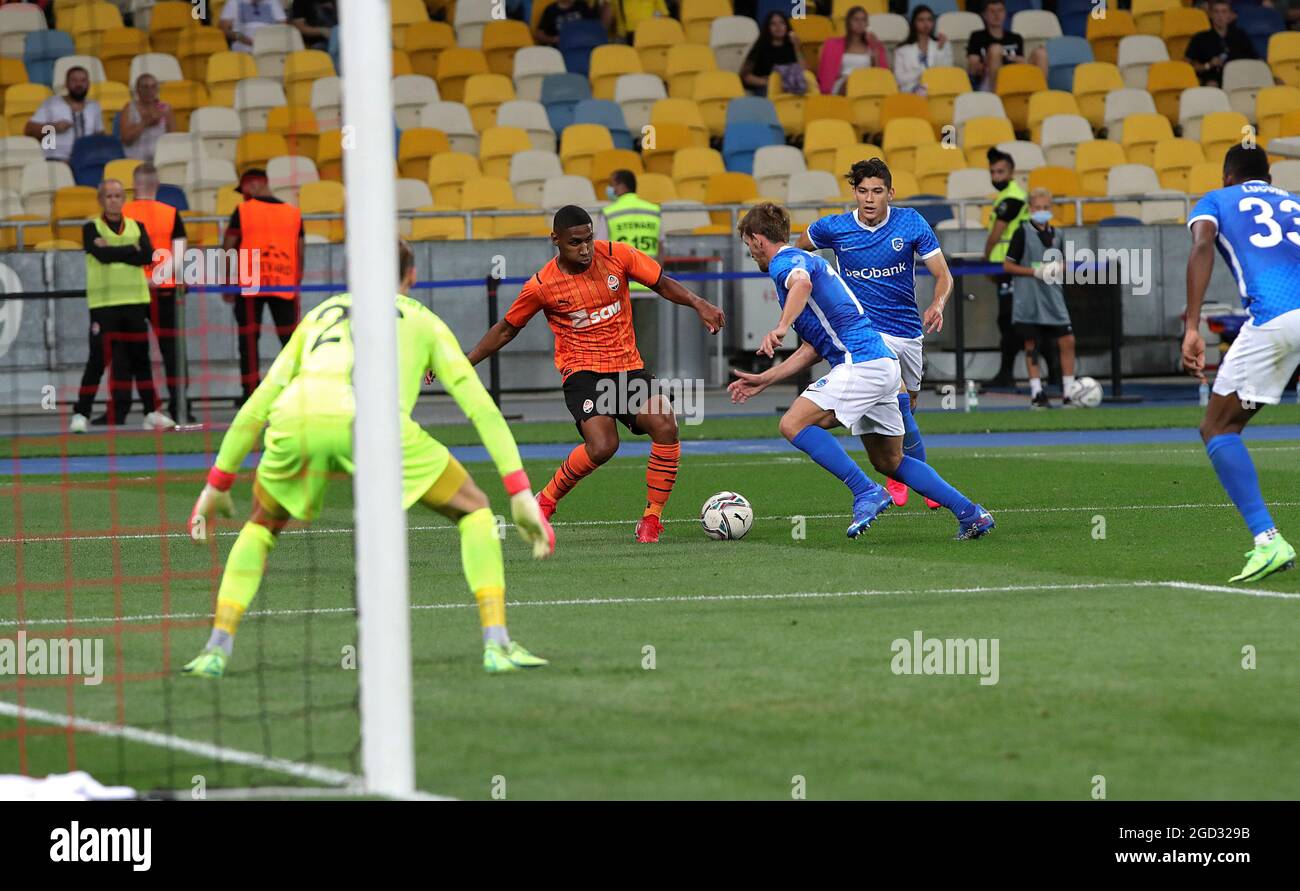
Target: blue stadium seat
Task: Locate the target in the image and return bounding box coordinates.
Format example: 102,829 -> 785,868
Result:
1235,7 -> 1284,59
1046,36 -> 1093,92
156,184 -> 189,212
24,30 -> 75,87
1056,0 -> 1093,38
541,72 -> 592,133
1097,216 -> 1143,227
909,195 -> 954,230
722,122 -> 782,175
70,134 -> 126,187
557,19 -> 607,76
909,0 -> 958,15
1002,0 -> 1042,17
573,99 -> 634,149
754,0 -> 793,23
725,96 -> 782,141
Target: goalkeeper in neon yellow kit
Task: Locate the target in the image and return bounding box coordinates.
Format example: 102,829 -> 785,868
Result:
185,240 -> 555,677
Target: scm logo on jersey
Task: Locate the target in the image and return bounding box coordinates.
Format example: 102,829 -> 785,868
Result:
569,300 -> 623,329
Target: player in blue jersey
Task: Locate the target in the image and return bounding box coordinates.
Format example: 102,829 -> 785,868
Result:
796,157 -> 954,509
1183,145 -> 1300,582
730,202 -> 994,541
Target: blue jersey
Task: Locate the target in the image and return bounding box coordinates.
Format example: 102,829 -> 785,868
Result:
1189,180 -> 1300,325
805,205 -> 943,339
767,245 -> 895,367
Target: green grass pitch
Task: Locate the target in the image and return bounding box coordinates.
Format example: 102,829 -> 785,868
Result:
2,430 -> 1299,799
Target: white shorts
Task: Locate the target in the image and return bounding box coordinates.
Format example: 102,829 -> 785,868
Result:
801,358 -> 905,437
1212,309 -> 1300,406
879,332 -> 923,393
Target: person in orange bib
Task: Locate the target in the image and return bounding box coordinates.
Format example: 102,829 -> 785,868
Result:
123,162 -> 190,421
222,167 -> 305,403
465,205 -> 725,543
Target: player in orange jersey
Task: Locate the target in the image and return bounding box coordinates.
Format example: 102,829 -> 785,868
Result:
466,205 -> 725,542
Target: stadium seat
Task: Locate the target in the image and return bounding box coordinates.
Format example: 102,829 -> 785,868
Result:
1152,138 -> 1205,191
634,16 -> 687,80
946,167 -> 995,227
726,97 -> 782,138
252,25 -> 306,80
1268,33 -> 1300,89
681,0 -> 733,45
0,58 -> 28,93
509,149 -> 564,205
0,136 -> 43,194
963,117 -> 1016,167
845,68 -> 899,139
463,73 -> 517,133
560,123 -> 615,179
557,20 -> 607,77
952,92 -> 1006,142
997,140 -> 1046,177
69,133 -> 124,186
869,13 -> 910,56
614,73 -> 667,137
283,50 -> 336,108
90,81 -> 130,131
398,128 -> 451,181
540,72 -> 591,133
1236,7 -> 1284,60
589,148 -> 644,190
938,11 -> 984,63
574,99 -> 634,150
175,26 -> 226,83
693,71 -> 745,140
1120,112 -> 1174,166
1257,87 -> 1300,146
829,144 -> 885,183
1178,87 -> 1232,143
435,47 -> 489,104
184,157 -> 238,213
1186,161 -> 1221,195
1132,0 -> 1179,36
786,170 -> 842,227
102,157 -> 141,196
1075,139 -> 1127,194
1,213 -> 54,249
392,75 -> 440,131
497,99 -> 559,153
1027,166 -> 1082,211
542,174 -> 598,209
65,1 -> 122,55
671,146 -> 725,201
52,55 -> 107,89
650,98 -> 711,148
481,21 -> 534,78
427,151 -> 483,206
234,78 -> 289,132
790,15 -> 835,71
1222,59 -> 1275,121
803,119 -> 858,174
315,129 -> 344,181
803,94 -> 856,141
1200,111 -> 1251,166
1162,8 -> 1210,62
267,154 -> 319,205
127,52 -> 181,87
915,143 -> 969,195
1027,91 -> 1080,144
1104,89 -> 1157,142
266,105 -> 319,159
190,106 -> 242,165
23,30 -> 74,88
154,132 -> 208,186
404,21 -> 456,79
633,172 -> 677,204
667,45 -> 718,100
1116,35 -> 1169,90
995,64 -> 1047,133
418,101 -> 478,154
882,90 -> 934,136
391,0 -> 431,46
589,45 -> 642,102
1045,35 -> 1093,92
394,50 -> 416,78
659,199 -> 710,235
710,16 -> 761,74
637,121 -> 692,176
921,67 -> 972,134
98,28 -> 149,85
158,80 -> 209,131
883,117 -> 936,173
1144,61 -> 1198,124
1012,10 -> 1062,58
1072,62 -> 1125,130
453,0 -> 496,49
513,47 -> 567,104
4,83 -> 50,135
146,2 -> 191,55
1086,11 -> 1135,65
702,172 -> 759,228
1270,159 -> 1300,192
722,122 -> 781,176
753,145 -> 806,202
479,126 -> 533,179
155,183 -> 189,213
236,133 -> 290,176
0,4 -> 46,61
206,52 -> 258,108
50,184 -> 97,239
770,69 -> 822,138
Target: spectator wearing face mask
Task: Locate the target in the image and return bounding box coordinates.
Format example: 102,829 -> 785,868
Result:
25,66 -> 103,162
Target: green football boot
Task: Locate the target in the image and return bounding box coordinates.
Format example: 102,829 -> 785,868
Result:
1229,535 -> 1296,583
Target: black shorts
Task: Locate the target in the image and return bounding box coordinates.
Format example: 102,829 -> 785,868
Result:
563,368 -> 663,435
1015,323 -> 1072,342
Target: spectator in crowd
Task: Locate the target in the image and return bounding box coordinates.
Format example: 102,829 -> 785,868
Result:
740,11 -> 807,96
71,179 -> 172,432
534,0 -> 613,46
612,0 -> 670,40
223,169 -> 305,403
966,0 -> 1047,92
289,0 -> 337,50
119,74 -> 175,163
1185,0 -> 1258,87
221,0 -> 288,54
818,6 -> 888,95
894,5 -> 954,95
24,66 -> 102,162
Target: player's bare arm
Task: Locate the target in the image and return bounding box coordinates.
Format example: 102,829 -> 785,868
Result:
794,230 -> 816,252
1183,219 -> 1218,382
466,318 -> 523,367
760,274 -> 810,357
728,341 -> 822,403
922,252 -> 953,334
652,273 -> 725,334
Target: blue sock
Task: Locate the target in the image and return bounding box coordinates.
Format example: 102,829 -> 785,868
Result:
893,456 -> 976,519
791,425 -> 878,501
1206,433 -> 1274,536
898,393 -> 926,463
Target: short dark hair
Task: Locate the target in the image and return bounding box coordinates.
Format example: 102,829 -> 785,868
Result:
1223,144 -> 1271,184
610,169 -> 637,192
987,147 -> 1015,168
846,157 -> 892,189
65,66 -> 89,81
552,204 -> 592,232
737,202 -> 790,244
398,238 -> 415,280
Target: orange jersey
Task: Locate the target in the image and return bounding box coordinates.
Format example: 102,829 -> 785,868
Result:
505,240 -> 662,379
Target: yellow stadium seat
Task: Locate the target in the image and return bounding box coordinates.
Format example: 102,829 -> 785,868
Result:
634,17 -> 686,80
834,0 -> 888,28
1072,62 -> 1124,130
1,215 -> 52,250
1028,166 -> 1084,221
1258,87 -> 1300,146
883,117 -> 936,173
177,26 -> 228,82
590,148 -> 644,190
410,212 -> 468,241
791,15 -> 835,72
879,92 -> 930,134
5,83 -> 51,134
487,204 -> 551,239
0,58 -> 27,90
99,28 -> 149,84
236,133 -> 290,175
636,172 -> 678,204
399,128 -> 451,180
845,68 -> 898,138
315,130 -> 343,182
428,152 -> 484,206
921,67 -> 971,133
391,0 -> 431,47
206,52 -> 258,107
681,0 -> 732,45
891,169 -> 920,200
481,20 -> 533,77
641,121 -> 697,175
701,172 -> 758,228
52,185 -> 99,241
1270,33 -> 1300,89
392,50 -> 414,78
1075,139 -> 1128,194
1152,138 -> 1205,191
179,210 -> 218,246
1200,110 -> 1251,166
667,44 -> 718,100
283,50 -> 336,108
1086,12 -> 1136,65
1145,60 -> 1198,123
963,116 -> 1016,166
1162,8 -> 1209,61
266,105 -> 320,159
590,45 -> 642,101
769,69 -> 821,138
479,126 -> 533,179
88,81 -> 130,132
436,47 -> 489,103
463,73 -> 516,132
65,2 -> 122,56
672,146 -> 725,202
803,94 -> 856,138
915,143 -> 969,194
1119,112 -> 1174,165
1132,0 -> 1179,36
1027,90 -> 1080,143
803,119 -> 858,173
103,158 -> 141,197
460,177 -> 516,236
830,144 -> 885,183
693,71 -> 745,139
1186,161 -> 1222,195
159,80 -> 209,131
215,187 -> 244,220
995,64 -> 1047,132
650,98 -> 710,147
405,21 -> 457,79
148,2 -> 192,56
560,124 -> 615,178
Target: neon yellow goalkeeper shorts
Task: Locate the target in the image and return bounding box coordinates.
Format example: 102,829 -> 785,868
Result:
254,416 -> 451,521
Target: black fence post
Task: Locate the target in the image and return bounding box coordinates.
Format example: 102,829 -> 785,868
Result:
486,272 -> 502,407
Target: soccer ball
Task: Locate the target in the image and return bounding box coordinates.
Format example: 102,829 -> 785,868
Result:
1068,376 -> 1103,408
700,491 -> 753,540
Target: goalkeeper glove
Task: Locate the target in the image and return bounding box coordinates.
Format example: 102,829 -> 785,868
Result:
503,470 -> 554,559
190,467 -> 236,542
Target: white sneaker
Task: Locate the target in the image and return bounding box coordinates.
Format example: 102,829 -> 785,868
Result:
143,411 -> 174,431
69,413 -> 88,434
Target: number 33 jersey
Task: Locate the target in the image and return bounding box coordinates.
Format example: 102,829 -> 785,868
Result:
1189,181 -> 1300,325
